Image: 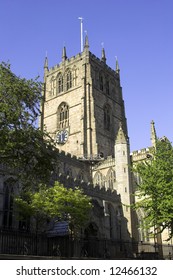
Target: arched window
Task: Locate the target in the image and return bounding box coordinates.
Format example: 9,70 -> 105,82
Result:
73,66 -> 78,86
106,80 -> 110,95
106,169 -> 116,190
104,104 -> 111,131
137,209 -> 150,242
93,171 -> 104,187
96,172 -> 102,186
99,73 -> 103,91
77,171 -> 84,181
58,102 -> 69,129
66,70 -> 72,90
57,73 -> 63,94
66,168 -> 72,177
3,178 -> 15,228
51,77 -> 56,95
134,172 -> 142,186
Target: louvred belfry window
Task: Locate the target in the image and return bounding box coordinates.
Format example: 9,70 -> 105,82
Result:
57,73 -> 63,93
51,77 -> 56,95
104,104 -> 111,131
58,102 -> 69,129
66,70 -> 72,90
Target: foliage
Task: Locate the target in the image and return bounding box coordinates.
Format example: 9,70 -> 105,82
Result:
133,138 -> 173,239
15,182 -> 92,234
0,62 -> 57,190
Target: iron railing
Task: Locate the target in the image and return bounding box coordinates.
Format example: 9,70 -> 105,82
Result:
0,228 -> 172,259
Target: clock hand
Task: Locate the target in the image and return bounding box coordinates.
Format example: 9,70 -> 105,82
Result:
60,132 -> 63,142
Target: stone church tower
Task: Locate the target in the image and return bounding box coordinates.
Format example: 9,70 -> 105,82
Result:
40,35 -> 133,241
0,34 -> 172,258
41,35 -> 128,159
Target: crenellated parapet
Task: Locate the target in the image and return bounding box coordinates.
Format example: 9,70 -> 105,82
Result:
48,53 -> 83,74
56,170 -> 120,203
90,52 -> 119,79
47,147 -> 120,203
46,49 -> 118,75
130,147 -> 152,162
45,49 -> 119,82
92,155 -> 115,171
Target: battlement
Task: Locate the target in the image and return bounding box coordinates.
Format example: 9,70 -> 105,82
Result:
92,155 -> 115,171
89,52 -> 118,77
130,147 -> 151,162
46,51 -> 118,79
48,64 -> 60,73
79,181 -> 120,203
48,52 -> 83,74
57,149 -> 78,161
55,165 -> 119,202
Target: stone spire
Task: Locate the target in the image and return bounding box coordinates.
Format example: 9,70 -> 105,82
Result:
150,120 -> 157,147
42,55 -> 49,131
84,34 -> 89,51
62,46 -> 67,62
44,55 -> 49,83
44,55 -> 48,71
115,57 -> 120,74
115,122 -> 128,144
101,47 -> 106,63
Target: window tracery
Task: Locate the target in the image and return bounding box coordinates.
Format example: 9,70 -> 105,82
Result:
51,77 -> 56,95
58,102 -> 69,129
57,73 -> 63,93
93,171 -> 105,188
66,69 -> 72,90
106,169 -> 116,190
73,67 -> 78,87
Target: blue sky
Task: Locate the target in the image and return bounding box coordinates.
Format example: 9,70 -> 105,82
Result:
1,0 -> 173,152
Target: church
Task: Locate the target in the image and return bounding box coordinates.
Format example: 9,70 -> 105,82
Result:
0,34 -> 172,258
40,34 -> 133,242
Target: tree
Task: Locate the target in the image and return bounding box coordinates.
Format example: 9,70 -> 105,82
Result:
133,137 -> 173,240
0,63 -> 92,234
0,62 -> 57,190
15,182 -> 92,234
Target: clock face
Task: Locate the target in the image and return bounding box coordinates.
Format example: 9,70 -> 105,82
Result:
56,130 -> 68,144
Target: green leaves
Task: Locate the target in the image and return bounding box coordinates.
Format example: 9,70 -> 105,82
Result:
133,138 -> 173,239
15,182 -> 92,234
0,62 -> 42,129
1,63 -> 92,235
0,62 -> 56,190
